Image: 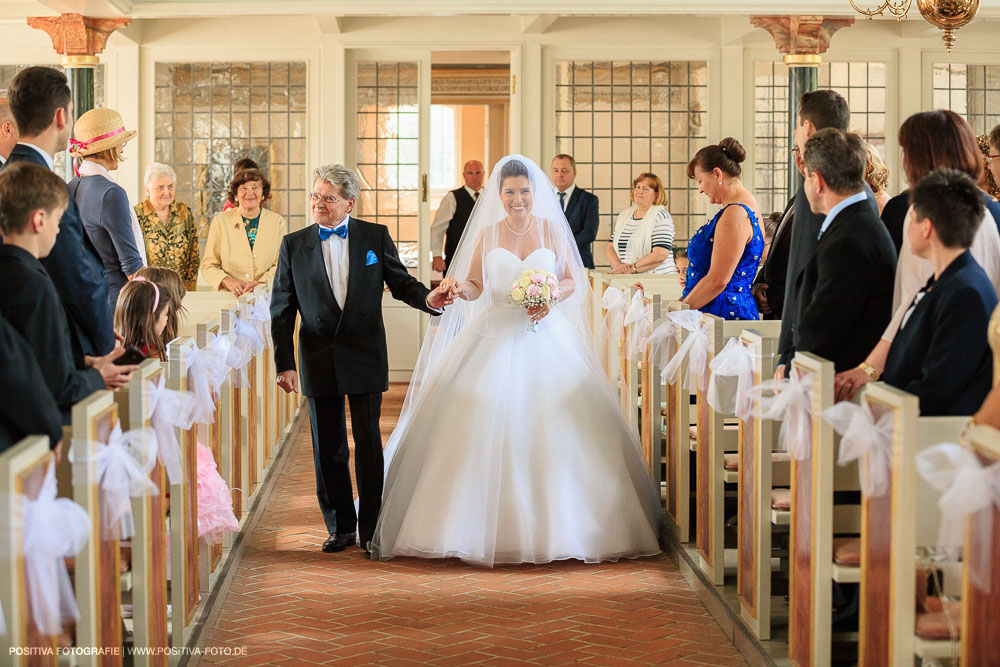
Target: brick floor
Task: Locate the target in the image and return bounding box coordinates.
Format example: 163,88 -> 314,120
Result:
195,384 -> 747,666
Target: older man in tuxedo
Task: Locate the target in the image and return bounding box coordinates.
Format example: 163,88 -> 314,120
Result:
552,154 -> 600,269
271,164 -> 455,555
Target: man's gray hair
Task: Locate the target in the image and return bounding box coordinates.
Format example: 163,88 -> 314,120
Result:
313,163 -> 360,200
144,162 -> 177,189
803,128 -> 866,195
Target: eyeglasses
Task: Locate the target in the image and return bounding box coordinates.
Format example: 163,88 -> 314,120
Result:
790,146 -> 801,156
309,193 -> 347,205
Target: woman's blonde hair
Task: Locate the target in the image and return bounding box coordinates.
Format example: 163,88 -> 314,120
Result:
863,142 -> 889,194
88,145 -> 126,164
115,280 -> 170,361
134,266 -> 186,346
631,172 -> 667,207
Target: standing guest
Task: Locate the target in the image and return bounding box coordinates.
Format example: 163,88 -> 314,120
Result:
880,189 -> 910,254
135,163 -> 199,290
606,172 -> 676,275
222,157 -> 260,212
675,248 -> 689,290
114,278 -> 171,361
880,169 -> 997,416
0,163 -> 136,421
0,98 -> 18,165
201,168 -> 287,295
752,189 -> 797,320
134,266 -> 186,346
864,141 -> 891,215
978,134 -> 1000,201
0,314 -> 63,455
431,159 -> 484,274
761,211 -> 781,265
779,91 -> 881,360
4,66 -> 114,357
683,138 -> 762,319
776,129 -> 896,376
551,154 -> 600,269
70,108 -> 145,312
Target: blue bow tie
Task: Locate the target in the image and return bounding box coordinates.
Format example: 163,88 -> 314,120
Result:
318,224 -> 348,241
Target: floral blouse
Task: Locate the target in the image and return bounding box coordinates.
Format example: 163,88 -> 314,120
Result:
134,199 -> 200,290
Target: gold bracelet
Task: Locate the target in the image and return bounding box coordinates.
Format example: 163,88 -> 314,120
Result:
858,362 -> 880,381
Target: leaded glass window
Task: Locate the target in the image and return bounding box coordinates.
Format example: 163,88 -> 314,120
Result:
933,63 -> 1000,136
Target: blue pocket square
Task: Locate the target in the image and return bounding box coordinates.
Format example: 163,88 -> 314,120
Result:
365,250 -> 379,266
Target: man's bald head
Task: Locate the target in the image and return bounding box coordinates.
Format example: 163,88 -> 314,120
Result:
0,98 -> 18,160
462,160 -> 484,191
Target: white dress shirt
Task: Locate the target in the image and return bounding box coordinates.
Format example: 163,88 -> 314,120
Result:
556,183 -> 576,212
430,185 -> 481,258
0,154 -> 5,166
817,190 -> 867,239
321,215 -> 350,308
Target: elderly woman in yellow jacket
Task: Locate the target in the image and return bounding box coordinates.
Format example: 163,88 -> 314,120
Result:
201,168 -> 287,295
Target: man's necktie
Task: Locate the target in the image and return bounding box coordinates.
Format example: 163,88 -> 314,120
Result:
558,191 -> 566,210
474,191 -> 479,200
318,224 -> 348,241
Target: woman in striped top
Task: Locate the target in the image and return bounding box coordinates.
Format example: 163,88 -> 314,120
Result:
606,173 -> 677,275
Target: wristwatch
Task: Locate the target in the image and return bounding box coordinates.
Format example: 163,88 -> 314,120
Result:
858,362 -> 880,381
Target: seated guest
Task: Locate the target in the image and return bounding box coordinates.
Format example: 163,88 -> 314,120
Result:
0,163 -> 136,420
0,313 -> 62,455
222,157 -> 260,211
863,141 -> 891,215
682,138 -> 762,320
135,163 -> 199,290
70,107 -> 145,312
5,66 -> 113,357
114,278 -> 171,361
675,248 -> 689,290
606,172 -> 676,275
201,168 -> 287,295
134,266 -> 186,345
882,168 -> 997,415
551,154 -> 600,269
776,129 -> 896,375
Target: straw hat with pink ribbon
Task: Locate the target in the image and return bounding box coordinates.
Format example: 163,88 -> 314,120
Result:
70,108 -> 136,159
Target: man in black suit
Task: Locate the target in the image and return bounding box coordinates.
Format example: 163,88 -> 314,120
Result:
776,129 -> 896,376
881,168 -> 997,416
551,154 -> 600,269
4,67 -> 114,358
777,90 -> 882,361
271,164 -> 455,555
752,194 -> 795,319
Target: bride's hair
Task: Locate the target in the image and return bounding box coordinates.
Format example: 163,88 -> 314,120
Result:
499,158 -> 533,190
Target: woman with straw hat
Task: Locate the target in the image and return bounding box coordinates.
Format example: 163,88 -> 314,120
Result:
69,107 -> 146,312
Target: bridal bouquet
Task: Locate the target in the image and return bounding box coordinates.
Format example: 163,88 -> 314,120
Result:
508,269 -> 560,331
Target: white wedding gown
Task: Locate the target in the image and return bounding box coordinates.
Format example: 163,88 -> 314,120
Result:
371,247 -> 662,566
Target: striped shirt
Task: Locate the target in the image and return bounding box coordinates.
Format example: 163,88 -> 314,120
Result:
614,206 -> 676,274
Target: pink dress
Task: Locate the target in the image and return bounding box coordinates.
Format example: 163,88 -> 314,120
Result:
196,443 -> 239,544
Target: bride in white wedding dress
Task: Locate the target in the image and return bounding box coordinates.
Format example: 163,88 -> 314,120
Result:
370,155 -> 661,566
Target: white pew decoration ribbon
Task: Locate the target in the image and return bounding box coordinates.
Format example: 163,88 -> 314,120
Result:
707,338 -> 755,422
71,424 -> 158,539
228,316 -> 264,388
602,286 -> 628,345
822,401 -> 894,497
623,290 -> 652,361
750,367 -> 814,460
0,462 -> 92,636
186,332 -> 232,423
249,291 -> 273,349
148,374 -> 196,485
645,317 -> 678,368
917,442 -> 1000,592
661,311 -> 709,392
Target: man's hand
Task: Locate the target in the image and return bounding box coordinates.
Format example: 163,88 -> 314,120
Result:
91,347 -> 139,390
834,367 -> 871,402
774,364 -> 786,381
221,276 -> 247,296
52,440 -> 63,465
752,283 -> 772,315
426,281 -> 456,310
277,370 -> 299,394
432,257 -> 446,273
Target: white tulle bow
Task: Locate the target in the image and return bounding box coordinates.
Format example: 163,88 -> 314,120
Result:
70,424 -> 158,539
661,311 -> 709,393
249,292 -> 273,349
645,318 -> 678,368
708,338 -> 755,422
623,290 -> 652,361
186,333 -> 231,423
917,442 -> 1000,592
17,462 -> 91,636
148,374 -> 196,485
750,368 -> 814,460
602,287 -> 628,343
822,401 -> 894,497
228,317 -> 264,389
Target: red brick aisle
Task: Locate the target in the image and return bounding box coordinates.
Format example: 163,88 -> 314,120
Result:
194,385 -> 747,666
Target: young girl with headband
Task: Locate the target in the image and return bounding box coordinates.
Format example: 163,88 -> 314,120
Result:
114,276 -> 170,360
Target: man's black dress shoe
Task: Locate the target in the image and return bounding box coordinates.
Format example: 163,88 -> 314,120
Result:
322,533 -> 356,553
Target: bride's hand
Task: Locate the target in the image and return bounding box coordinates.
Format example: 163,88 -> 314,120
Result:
439,276 -> 463,299
527,303 -> 551,324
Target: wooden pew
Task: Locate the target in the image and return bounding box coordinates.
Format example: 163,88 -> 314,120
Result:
852,383 -> 966,664
166,338 -> 200,653
962,425 -> 1000,667
639,294 -> 662,486
252,287 -> 277,468
115,360 -> 170,666
662,301 -> 693,542
238,294 -> 264,498
195,320 -> 227,597
0,436 -> 61,666
219,304 -> 247,524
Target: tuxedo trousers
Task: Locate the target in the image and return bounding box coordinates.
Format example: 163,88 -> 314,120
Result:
307,393 -> 383,545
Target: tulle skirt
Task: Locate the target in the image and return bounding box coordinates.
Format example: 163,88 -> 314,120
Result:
196,443 -> 239,545
371,306 -> 661,566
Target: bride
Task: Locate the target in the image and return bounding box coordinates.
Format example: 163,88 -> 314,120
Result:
370,155 -> 661,566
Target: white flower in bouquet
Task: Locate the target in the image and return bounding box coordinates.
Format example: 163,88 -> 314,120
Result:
507,269 -> 560,331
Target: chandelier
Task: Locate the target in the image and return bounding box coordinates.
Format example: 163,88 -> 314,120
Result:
848,0 -> 980,51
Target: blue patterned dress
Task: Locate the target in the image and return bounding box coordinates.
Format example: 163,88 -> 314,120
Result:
682,203 -> 763,320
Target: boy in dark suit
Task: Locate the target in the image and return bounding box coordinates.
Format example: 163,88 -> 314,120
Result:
882,168 -> 998,416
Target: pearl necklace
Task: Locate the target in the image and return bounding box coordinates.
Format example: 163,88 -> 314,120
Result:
504,216 -> 534,236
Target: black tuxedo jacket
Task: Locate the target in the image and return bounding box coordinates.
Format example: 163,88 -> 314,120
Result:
883,251 -> 997,416
752,195 -> 795,319
3,144 -> 113,357
270,218 -> 438,397
563,187 -> 600,269
0,313 -> 63,454
778,183 -> 882,357
779,199 -> 897,372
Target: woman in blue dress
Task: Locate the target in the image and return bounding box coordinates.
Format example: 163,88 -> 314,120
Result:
681,137 -> 764,320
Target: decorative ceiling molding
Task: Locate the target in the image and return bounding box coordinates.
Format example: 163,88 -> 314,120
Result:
431,66 -> 510,102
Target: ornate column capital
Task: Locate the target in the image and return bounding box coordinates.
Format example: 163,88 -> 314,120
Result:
750,15 -> 855,65
27,13 -> 131,67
